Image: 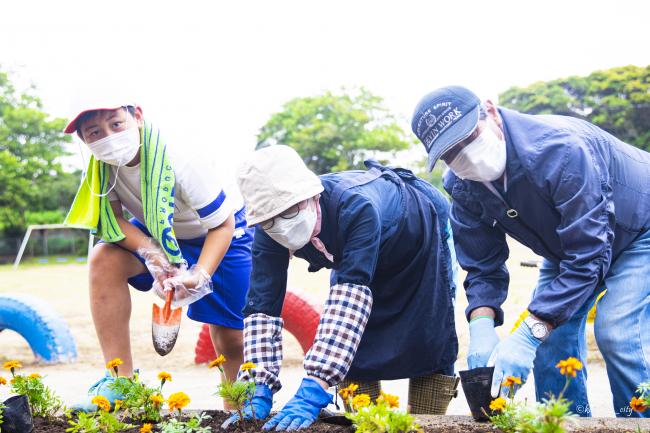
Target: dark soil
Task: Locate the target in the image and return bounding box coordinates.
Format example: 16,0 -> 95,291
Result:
29,411 -> 648,433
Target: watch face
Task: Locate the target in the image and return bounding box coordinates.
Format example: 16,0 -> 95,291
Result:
531,323 -> 548,339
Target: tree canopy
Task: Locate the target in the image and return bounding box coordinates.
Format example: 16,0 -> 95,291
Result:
0,68 -> 76,236
257,88 -> 413,174
499,64 -> 650,150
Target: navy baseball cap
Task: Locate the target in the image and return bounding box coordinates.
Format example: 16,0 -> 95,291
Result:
411,86 -> 481,171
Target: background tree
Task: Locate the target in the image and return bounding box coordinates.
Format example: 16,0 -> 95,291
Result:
499,64 -> 650,150
257,87 -> 414,174
0,68 -> 76,237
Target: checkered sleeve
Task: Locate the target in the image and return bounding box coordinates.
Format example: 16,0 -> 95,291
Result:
237,313 -> 284,393
303,283 -> 373,386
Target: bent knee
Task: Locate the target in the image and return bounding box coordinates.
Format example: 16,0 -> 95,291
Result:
89,243 -> 142,283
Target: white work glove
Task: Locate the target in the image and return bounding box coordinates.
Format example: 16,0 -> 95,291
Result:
157,264 -> 213,308
137,238 -> 180,285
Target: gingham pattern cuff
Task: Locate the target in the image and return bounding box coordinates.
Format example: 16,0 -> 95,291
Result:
304,283 -> 373,386
238,313 -> 284,393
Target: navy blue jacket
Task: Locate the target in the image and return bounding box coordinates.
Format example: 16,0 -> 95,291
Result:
444,108 -> 650,327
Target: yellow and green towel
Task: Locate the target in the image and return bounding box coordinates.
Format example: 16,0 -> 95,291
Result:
64,120 -> 183,264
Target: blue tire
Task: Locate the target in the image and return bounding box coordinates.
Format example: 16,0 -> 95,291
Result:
0,293 -> 77,363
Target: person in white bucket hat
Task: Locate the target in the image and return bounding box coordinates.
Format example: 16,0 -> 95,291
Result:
63,98 -> 254,412
225,145 -> 460,430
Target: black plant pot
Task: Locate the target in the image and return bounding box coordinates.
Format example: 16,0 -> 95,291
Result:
2,394 -> 34,433
459,367 -> 495,422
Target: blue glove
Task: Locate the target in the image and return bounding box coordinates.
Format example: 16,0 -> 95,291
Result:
263,378 -> 333,431
221,384 -> 273,428
467,317 -> 500,369
488,323 -> 542,398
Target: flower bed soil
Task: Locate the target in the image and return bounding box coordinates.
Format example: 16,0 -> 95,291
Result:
31,411 -> 650,433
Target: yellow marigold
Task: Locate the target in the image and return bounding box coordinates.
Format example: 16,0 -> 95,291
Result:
489,397 -> 507,412
150,394 -> 164,406
240,362 -> 256,372
502,376 -> 522,388
91,395 -> 111,412
630,396 -> 648,413
0,376 -> 7,385
167,392 -> 190,412
106,358 -> 123,376
114,400 -> 123,411
338,383 -> 359,400
352,394 -> 371,410
3,360 -> 22,372
208,354 -> 227,369
157,371 -> 172,386
377,391 -> 399,408
140,423 -> 153,433
29,373 -> 42,379
555,357 -> 583,378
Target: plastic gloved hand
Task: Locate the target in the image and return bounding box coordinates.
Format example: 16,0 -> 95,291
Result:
221,384 -> 273,428
467,317 -> 500,369
263,378 -> 332,431
157,264 -> 213,308
137,238 -> 180,285
488,322 -> 542,398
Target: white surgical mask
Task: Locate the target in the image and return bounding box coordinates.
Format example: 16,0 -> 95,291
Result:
265,201 -> 318,251
87,125 -> 141,167
447,127 -> 506,182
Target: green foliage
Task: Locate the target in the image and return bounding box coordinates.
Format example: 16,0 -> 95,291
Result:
65,410 -> 135,433
157,412 -> 212,433
108,373 -> 163,422
0,67 -> 75,237
257,87 -> 414,174
499,64 -> 650,151
216,379 -> 255,421
488,395 -> 575,433
345,400 -> 420,433
10,374 -> 64,418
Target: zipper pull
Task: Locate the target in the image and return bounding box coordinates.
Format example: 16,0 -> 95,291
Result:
507,209 -> 519,218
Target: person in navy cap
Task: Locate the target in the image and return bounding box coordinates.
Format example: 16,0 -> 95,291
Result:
411,86 -> 650,418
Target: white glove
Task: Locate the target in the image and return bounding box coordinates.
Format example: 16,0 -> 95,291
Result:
156,264 -> 213,308
137,238 -> 180,285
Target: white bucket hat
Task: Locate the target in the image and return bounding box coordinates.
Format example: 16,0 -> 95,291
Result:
237,145 -> 324,226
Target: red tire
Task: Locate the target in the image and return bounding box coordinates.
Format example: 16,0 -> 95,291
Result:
194,289 -> 322,364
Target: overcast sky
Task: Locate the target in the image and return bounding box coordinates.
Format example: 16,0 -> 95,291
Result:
2,0 -> 649,174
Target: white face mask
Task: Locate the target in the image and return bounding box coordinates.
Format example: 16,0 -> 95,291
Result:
87,125 -> 141,167
264,200 -> 317,251
447,127 -> 506,182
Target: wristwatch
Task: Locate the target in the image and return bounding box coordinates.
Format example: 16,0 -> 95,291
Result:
523,316 -> 550,341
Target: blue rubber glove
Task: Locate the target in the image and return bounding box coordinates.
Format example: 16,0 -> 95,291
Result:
467,317 -> 500,369
263,378 -> 333,431
221,384 -> 273,428
488,323 -> 542,398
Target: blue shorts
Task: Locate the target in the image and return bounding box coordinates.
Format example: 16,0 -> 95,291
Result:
125,209 -> 252,329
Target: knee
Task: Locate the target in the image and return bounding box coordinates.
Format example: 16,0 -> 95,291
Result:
88,244 -> 128,287
211,326 -> 244,356
593,312 -> 618,356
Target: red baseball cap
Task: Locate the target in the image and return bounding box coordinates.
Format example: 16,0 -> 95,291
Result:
64,99 -> 138,134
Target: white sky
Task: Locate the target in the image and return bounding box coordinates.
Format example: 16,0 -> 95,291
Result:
2,0 -> 649,175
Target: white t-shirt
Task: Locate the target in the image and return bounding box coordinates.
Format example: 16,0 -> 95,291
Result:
107,148 -> 244,240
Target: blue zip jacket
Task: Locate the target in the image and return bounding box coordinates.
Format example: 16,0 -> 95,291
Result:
444,107 -> 650,327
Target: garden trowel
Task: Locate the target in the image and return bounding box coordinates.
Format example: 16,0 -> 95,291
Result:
152,288 -> 182,356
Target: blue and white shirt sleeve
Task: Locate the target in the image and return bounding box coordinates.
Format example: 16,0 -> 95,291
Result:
174,154 -> 234,229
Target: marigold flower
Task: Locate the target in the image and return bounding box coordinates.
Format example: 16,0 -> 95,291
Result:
208,354 -> 227,369
91,395 -> 111,412
106,358 -> 123,376
29,373 -> 42,379
555,357 -> 583,378
352,394 -> 371,410
168,392 -> 190,412
630,396 -> 648,413
240,362 -> 256,372
502,376 -> 522,388
338,383 -> 359,400
157,371 -> 172,387
0,376 -> 7,385
140,423 -> 153,433
377,391 -> 399,408
489,397 -> 507,412
3,360 -> 22,376
150,394 -> 164,406
114,400 -> 123,411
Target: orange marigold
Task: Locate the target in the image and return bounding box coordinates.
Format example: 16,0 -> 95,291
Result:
377,391 -> 399,408
352,394 -> 371,410
489,397 -> 507,412
338,383 -> 359,400
140,423 -> 153,433
3,360 -> 22,373
502,376 -> 522,388
208,354 -> 227,369
150,394 -> 164,406
168,392 -> 190,412
630,396 -> 648,413
240,362 -> 256,372
555,357 -> 583,378
29,373 -> 42,379
91,395 -> 111,412
0,376 -> 6,385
